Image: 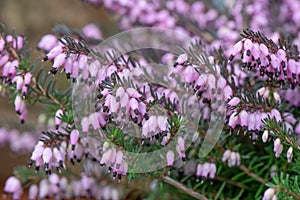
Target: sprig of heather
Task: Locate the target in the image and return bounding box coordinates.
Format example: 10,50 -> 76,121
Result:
0,26 -> 33,123
229,29 -> 300,88
4,172 -> 121,200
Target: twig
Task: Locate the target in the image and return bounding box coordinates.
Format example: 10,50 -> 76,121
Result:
160,176 -> 208,200
277,186 -> 300,199
238,165 -> 267,184
215,176 -> 249,190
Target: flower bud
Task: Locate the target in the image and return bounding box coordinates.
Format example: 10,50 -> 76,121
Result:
82,23 -> 102,39
262,130 -> 269,142
231,41 -> 243,57
175,54 -> 188,65
239,110 -> 248,126
70,129 -> 80,150
227,97 -> 240,107
222,150 -> 231,162
81,117 -> 90,133
209,163 -> 216,179
166,150 -> 175,167
273,138 -> 281,152
116,150 -> 123,166
55,109 -> 63,129
51,53 -> 66,73
259,43 -> 269,56
24,72 -> 32,86
287,147 -> 293,163
28,184 -> 38,200
0,54 -> 9,66
13,35 -> 24,50
263,188 -> 276,200
0,37 -> 5,52
270,109 -> 282,122
37,34 -> 58,51
228,112 -> 239,128
42,147 -> 52,164
78,54 -> 88,70
45,46 -> 63,61
275,144 -> 283,157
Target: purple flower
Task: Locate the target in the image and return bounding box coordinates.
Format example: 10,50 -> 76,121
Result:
82,24 -> 102,40
4,176 -> 23,199
55,109 -> 63,129
38,34 -> 58,51
166,150 -> 175,167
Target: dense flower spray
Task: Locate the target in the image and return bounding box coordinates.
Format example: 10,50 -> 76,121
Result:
1,0 -> 300,200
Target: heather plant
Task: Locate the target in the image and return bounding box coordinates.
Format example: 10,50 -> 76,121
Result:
1,0 -> 300,200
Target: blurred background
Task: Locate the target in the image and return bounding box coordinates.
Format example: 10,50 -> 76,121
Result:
0,0 -> 117,194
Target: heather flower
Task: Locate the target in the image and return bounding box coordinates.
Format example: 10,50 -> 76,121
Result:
55,109 -> 63,129
196,162 -> 217,181
262,130 -> 269,142
82,23 -> 102,40
37,34 -> 58,51
4,176 -> 23,200
28,184 -> 38,200
286,147 -> 293,163
166,150 -> 175,167
262,188 -> 277,200
70,129 -> 80,150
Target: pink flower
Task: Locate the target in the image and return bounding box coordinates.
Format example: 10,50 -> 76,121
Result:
45,46 -> 63,61
175,54 -> 188,65
115,150 -> 123,166
42,147 -> 52,165
4,176 -> 23,199
239,110 -> 248,127
70,129 -> 80,149
82,24 -> 102,40
38,34 -> 58,51
262,130 -> 269,143
28,184 -> 38,200
55,109 -> 63,129
24,72 -> 32,86
0,37 -> 5,52
166,151 -> 175,167
227,97 -> 240,107
228,112 -> 239,128
50,53 -> 66,74
287,147 -> 293,163
0,54 -> 9,66
259,43 -> 269,56
13,35 -> 24,50
270,109 -> 282,122
81,117 -> 90,133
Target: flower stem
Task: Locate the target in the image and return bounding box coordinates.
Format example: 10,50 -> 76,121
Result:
160,176 -> 208,200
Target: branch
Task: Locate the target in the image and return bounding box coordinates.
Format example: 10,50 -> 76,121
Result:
238,165 -> 267,184
215,176 -> 249,190
160,176 -> 208,200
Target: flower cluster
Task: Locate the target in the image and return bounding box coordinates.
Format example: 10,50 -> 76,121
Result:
2,0 -> 300,199
222,149 -> 241,167
5,173 -> 121,200
196,162 -> 217,181
229,29 -> 300,87
38,24 -> 102,81
0,32 -> 32,123
99,142 -> 128,181
28,127 -> 86,174
0,127 -> 37,153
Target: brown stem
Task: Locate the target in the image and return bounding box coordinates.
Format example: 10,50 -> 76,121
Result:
278,186 -> 300,199
160,176 -> 208,200
215,176 -> 249,190
238,165 -> 267,184
31,77 -> 65,110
